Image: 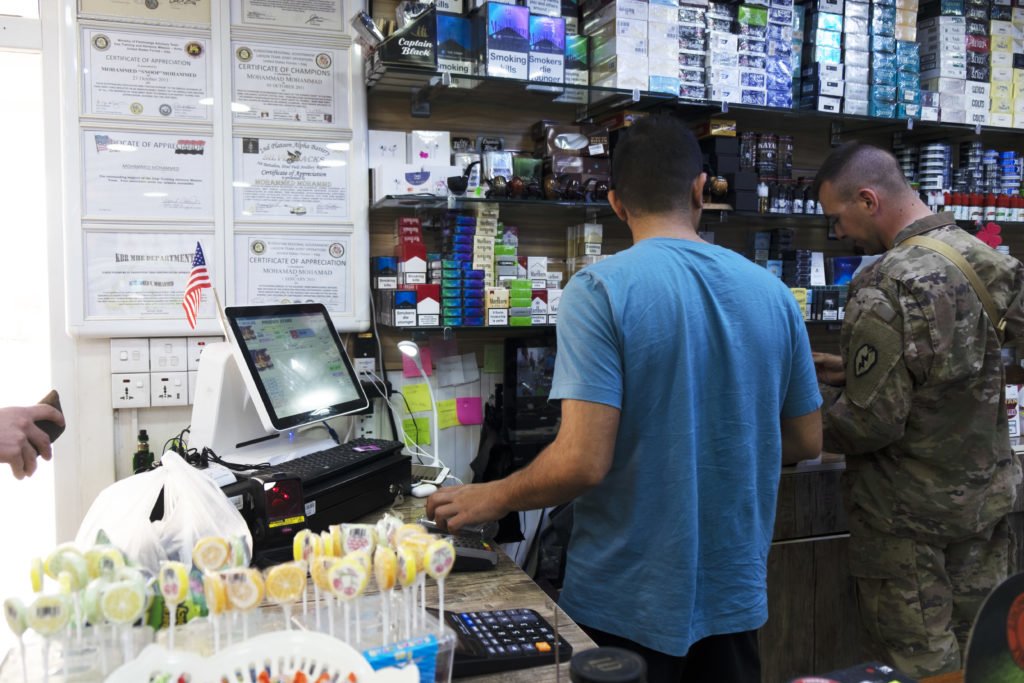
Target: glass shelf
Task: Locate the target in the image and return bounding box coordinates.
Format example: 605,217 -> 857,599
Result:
380,323 -> 555,331
372,194 -> 613,212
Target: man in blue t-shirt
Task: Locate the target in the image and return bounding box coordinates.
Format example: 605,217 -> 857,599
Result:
427,114 -> 822,682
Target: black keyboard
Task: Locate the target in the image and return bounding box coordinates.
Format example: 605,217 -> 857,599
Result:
282,438 -> 404,485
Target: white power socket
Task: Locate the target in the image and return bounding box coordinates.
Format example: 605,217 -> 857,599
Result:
356,413 -> 376,439
151,372 -> 188,407
111,373 -> 151,408
110,339 -> 150,373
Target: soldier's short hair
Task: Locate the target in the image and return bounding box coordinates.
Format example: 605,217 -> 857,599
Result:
611,113 -> 703,218
812,142 -> 912,201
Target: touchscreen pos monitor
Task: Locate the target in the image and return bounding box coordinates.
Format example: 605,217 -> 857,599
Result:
189,303 -> 369,465
503,336 -> 561,442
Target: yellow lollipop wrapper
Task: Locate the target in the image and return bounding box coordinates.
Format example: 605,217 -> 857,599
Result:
264,562 -> 307,605
329,524 -> 343,557
310,557 -> 336,592
425,538 -> 456,580
4,597 -> 27,636
374,546 -> 398,591
396,546 -> 418,588
86,547 -> 125,580
82,579 -> 105,624
328,556 -> 369,601
30,558 -> 44,593
44,544 -> 83,580
224,568 -> 264,611
376,513 -> 404,548
398,535 -> 432,572
292,529 -> 322,564
202,573 -> 228,616
394,523 -> 428,547
193,537 -> 230,573
341,523 -> 377,555
158,561 -> 190,606
346,548 -> 372,573
100,581 -> 146,626
26,595 -> 71,636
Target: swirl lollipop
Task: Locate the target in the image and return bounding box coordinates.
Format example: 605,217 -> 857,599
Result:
424,538 -> 456,636
374,547 -> 398,645
264,561 -> 306,632
158,561 -> 189,649
4,597 -> 29,683
27,594 -> 71,683
327,555 -> 368,645
192,537 -> 231,573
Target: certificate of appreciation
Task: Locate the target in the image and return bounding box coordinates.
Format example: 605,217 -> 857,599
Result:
83,131 -> 214,219
85,232 -> 215,319
236,0 -> 344,30
82,29 -> 211,120
234,138 -> 349,220
235,235 -> 351,311
80,0 -> 211,24
232,42 -> 346,127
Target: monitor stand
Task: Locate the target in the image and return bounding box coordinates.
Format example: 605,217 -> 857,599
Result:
189,343 -> 334,468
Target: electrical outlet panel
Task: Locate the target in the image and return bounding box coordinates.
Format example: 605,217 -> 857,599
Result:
111,373 -> 151,408
151,372 -> 188,407
110,339 -> 150,373
187,336 -> 221,371
150,338 -> 188,371
188,371 -> 198,405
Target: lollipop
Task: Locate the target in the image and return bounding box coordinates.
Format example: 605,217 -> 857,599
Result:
201,572 -> 228,652
374,547 -> 398,645
376,513 -> 404,549
224,568 -> 264,640
398,535 -> 431,629
329,524 -> 344,557
312,557 -> 341,636
43,544 -> 83,580
229,536 -> 252,568
30,558 -> 44,593
27,594 -> 71,683
424,538 -> 456,635
265,562 -> 307,631
396,546 -> 418,639
87,546 -> 126,580
327,556 -> 369,645
340,524 -> 377,555
393,523 -> 428,547
192,537 -> 231,573
320,530 -> 336,559
158,561 -> 189,649
4,598 -> 28,683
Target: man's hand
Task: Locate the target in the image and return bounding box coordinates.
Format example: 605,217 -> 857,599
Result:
0,405 -> 65,479
813,352 -> 846,386
425,481 -> 510,534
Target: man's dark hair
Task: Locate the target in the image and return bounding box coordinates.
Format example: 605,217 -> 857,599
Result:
611,114 -> 703,217
811,141 -> 911,200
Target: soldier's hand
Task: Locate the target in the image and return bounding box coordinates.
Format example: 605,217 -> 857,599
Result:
813,352 -> 846,386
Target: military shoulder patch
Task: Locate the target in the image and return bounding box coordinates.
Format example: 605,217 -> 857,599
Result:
853,344 -> 878,377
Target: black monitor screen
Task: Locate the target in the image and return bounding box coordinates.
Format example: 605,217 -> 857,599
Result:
504,337 -> 560,440
226,303 -> 368,431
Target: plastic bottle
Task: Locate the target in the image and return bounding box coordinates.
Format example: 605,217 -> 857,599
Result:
133,429 -> 153,474
757,181 -> 769,214
793,183 -> 805,214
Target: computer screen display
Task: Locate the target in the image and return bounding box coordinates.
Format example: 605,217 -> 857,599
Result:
504,336 -> 560,440
225,303 -> 367,431
513,345 -> 557,400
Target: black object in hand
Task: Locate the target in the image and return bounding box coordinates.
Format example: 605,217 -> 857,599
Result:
36,390 -> 65,443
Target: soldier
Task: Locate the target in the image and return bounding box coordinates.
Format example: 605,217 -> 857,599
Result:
812,142 -> 1024,677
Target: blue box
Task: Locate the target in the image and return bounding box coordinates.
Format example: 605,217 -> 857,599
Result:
476,3 -> 529,79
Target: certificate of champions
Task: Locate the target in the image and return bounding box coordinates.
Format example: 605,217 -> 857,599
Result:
236,0 -> 344,31
231,43 -> 345,126
85,232 -> 215,319
83,131 -> 214,219
82,29 -> 211,121
235,235 -> 351,311
234,138 -> 349,220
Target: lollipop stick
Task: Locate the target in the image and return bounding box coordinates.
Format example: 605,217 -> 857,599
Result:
283,603 -> 292,631
121,625 -> 134,664
382,591 -> 391,646
314,585 -> 322,631
403,591 -> 411,640
355,597 -> 362,645
243,612 -> 250,641
212,615 -> 221,653
437,579 -> 446,637
73,594 -> 83,644
41,639 -> 50,683
343,601 -> 351,644
327,594 -> 335,638
168,605 -> 177,650
302,587 -> 308,619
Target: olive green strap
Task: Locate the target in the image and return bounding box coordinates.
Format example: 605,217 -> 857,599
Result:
902,235 -> 1006,344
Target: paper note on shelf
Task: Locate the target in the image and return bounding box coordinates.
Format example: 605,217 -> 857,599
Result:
436,356 -> 466,387
455,397 -> 483,425
437,399 -> 459,429
402,347 -> 433,377
402,417 -> 431,446
404,383 -> 433,412
460,353 -> 480,383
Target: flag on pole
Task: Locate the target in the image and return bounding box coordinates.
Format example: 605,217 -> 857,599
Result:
183,241 -> 210,329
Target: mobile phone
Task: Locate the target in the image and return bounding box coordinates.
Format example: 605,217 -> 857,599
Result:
36,390 -> 65,443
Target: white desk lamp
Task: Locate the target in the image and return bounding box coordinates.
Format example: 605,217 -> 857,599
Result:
397,340 -> 442,469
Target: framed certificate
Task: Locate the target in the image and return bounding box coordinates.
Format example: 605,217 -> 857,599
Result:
234,234 -> 352,311
233,0 -> 344,31
231,42 -> 347,127
84,231 -> 215,319
82,130 -> 214,219
234,137 -> 350,221
79,0 -> 211,24
81,28 -> 212,120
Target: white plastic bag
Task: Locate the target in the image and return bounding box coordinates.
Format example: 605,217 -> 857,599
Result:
76,451 -> 251,574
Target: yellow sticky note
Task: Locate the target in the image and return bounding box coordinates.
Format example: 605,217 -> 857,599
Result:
402,417 -> 431,446
404,383 -> 432,413
437,399 -> 459,430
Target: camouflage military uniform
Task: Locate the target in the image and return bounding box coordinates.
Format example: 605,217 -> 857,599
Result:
821,212 -> 1024,678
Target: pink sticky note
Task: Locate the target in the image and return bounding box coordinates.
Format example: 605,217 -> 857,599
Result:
402,346 -> 433,377
455,397 -> 483,425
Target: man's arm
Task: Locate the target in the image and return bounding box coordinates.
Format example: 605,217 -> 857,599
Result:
782,409 -> 823,465
426,398 -> 619,532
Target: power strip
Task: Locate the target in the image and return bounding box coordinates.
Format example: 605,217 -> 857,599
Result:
356,413 -> 376,439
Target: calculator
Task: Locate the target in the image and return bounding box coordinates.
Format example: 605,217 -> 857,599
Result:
441,608 -> 574,677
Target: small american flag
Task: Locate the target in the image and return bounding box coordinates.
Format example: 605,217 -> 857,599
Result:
182,242 -> 211,329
